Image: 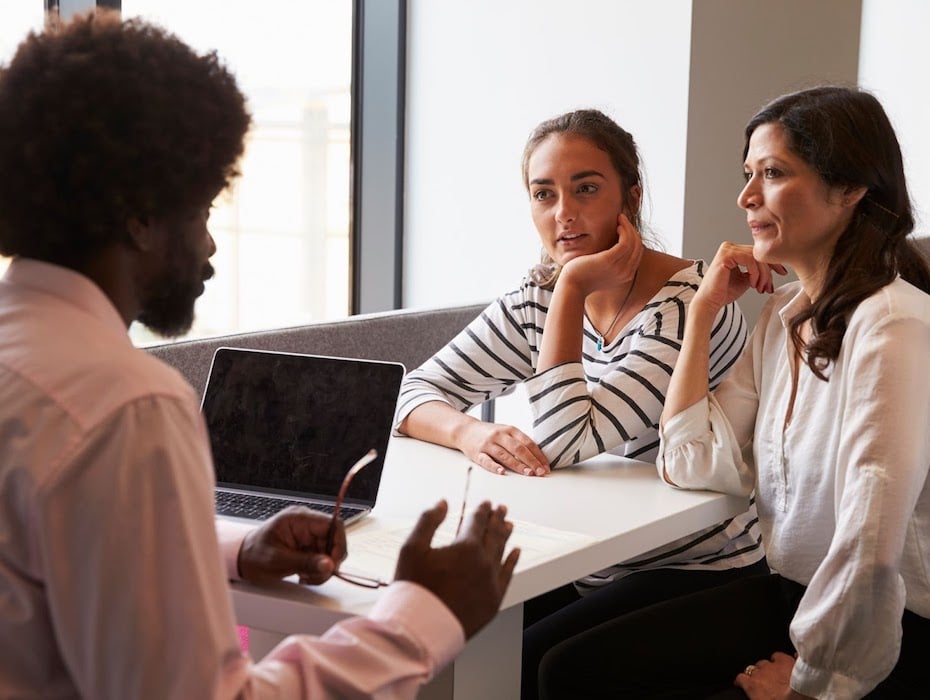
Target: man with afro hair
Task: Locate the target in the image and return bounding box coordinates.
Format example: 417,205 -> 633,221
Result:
0,14 -> 518,698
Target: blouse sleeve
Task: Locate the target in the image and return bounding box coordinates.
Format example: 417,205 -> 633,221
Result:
656,310 -> 762,496
394,289 -> 536,428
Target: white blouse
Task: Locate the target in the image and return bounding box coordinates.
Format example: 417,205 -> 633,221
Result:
659,278 -> 930,698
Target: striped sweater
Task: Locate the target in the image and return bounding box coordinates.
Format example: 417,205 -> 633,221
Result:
397,261 -> 764,581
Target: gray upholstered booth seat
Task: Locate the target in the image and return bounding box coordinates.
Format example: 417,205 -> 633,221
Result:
147,302 -> 487,398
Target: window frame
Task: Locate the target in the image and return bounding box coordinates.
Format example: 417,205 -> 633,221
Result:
351,0 -> 406,314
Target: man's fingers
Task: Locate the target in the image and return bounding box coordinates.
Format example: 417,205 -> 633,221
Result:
481,505 -> 512,555
498,547 -> 520,590
295,554 -> 336,585
458,500 -> 493,542
404,500 -> 448,550
270,507 -> 347,559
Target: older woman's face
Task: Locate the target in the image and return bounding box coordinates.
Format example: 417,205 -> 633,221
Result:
526,134 -> 635,268
738,122 -> 862,281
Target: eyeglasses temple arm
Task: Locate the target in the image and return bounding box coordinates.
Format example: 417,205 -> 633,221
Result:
326,448 -> 378,555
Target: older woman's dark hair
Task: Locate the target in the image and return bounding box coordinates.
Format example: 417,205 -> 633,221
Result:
745,86 -> 930,380
522,109 -> 646,288
0,15 -> 250,267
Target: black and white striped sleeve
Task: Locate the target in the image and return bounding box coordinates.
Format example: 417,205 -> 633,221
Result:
394,288 -> 538,428
524,290 -> 747,468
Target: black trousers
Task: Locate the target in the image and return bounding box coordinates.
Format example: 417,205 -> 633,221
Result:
537,573 -> 930,699
521,560 -> 770,700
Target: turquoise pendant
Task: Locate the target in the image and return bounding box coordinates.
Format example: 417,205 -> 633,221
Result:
596,335 -> 604,352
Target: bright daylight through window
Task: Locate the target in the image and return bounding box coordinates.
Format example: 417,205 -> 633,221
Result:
0,5 -> 44,280
1,2 -> 354,344
122,1 -> 354,344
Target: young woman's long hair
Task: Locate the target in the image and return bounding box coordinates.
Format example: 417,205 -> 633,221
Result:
745,86 -> 930,380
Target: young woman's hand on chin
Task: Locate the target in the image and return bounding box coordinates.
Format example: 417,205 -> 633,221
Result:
558,213 -> 644,297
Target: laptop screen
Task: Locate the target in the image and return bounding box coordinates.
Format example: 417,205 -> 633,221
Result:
202,348 -> 404,506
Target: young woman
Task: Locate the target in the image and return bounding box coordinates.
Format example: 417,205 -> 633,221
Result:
538,88 -> 930,699
394,110 -> 768,698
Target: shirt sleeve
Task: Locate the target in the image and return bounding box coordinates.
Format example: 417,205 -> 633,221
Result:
394,292 -> 535,428
788,313 -> 930,698
40,395 -> 464,699
222,582 -> 465,699
528,299 -> 747,468
217,519 -> 254,581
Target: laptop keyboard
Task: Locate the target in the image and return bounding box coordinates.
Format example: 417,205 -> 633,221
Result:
215,491 -> 365,521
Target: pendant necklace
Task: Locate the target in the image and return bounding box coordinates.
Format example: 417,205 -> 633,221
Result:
589,269 -> 640,352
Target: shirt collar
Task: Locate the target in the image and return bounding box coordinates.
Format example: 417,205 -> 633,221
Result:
777,284 -> 812,329
3,257 -> 130,342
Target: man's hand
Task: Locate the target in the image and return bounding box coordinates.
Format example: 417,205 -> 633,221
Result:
394,500 -> 520,639
238,506 -> 348,585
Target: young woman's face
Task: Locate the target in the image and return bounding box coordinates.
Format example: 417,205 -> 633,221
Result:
738,122 -> 860,279
526,133 -> 637,268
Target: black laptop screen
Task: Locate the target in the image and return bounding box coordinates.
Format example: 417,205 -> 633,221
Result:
202,348 -> 404,506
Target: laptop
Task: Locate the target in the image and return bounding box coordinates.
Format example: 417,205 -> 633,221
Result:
202,347 -> 405,524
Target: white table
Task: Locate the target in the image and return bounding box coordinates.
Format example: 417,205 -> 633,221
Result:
231,437 -> 747,698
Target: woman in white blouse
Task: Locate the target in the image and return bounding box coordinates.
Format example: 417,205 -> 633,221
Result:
538,87 -> 930,699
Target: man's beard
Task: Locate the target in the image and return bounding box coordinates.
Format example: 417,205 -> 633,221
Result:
137,261 -> 213,338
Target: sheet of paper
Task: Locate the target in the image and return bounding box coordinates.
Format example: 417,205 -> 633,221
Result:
339,516 -> 596,583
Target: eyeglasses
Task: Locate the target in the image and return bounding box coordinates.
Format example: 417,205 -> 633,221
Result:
326,455 -> 474,589
455,464 -> 473,537
326,448 -> 391,589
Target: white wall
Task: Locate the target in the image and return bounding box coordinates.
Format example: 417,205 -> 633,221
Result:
405,0 -> 925,316
859,0 -> 930,235
682,0 -> 861,326
403,0 -> 693,308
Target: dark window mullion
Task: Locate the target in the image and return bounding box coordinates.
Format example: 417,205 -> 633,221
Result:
350,0 -> 405,314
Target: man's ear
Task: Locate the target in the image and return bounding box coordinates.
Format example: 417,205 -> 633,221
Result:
126,216 -> 157,253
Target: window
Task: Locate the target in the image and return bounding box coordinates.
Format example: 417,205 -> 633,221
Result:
3,2 -> 405,340
122,1 -> 354,343
0,6 -> 43,60
0,4 -> 45,279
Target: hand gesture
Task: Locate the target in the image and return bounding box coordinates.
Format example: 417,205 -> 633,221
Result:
559,213 -> 644,297
238,506 -> 347,585
458,420 -> 550,476
394,500 -> 520,639
695,242 -> 787,314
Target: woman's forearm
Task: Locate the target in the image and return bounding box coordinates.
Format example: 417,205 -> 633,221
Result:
397,400 -> 480,452
662,299 -> 719,424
